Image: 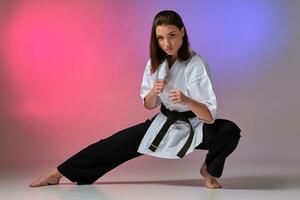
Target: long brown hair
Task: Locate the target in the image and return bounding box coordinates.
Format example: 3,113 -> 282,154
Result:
150,10 -> 192,74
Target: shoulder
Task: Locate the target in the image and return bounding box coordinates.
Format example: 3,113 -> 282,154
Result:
144,58 -> 167,76
146,58 -> 151,66
143,58 -> 152,75
145,58 -> 152,68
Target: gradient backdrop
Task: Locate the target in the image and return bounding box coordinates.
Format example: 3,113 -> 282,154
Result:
0,0 -> 299,180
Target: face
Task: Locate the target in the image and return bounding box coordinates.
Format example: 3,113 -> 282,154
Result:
156,24 -> 185,58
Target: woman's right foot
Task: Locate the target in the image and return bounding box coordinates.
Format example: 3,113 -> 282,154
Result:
29,168 -> 63,187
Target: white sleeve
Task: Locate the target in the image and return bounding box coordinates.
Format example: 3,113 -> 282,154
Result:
186,57 -> 217,124
140,59 -> 161,107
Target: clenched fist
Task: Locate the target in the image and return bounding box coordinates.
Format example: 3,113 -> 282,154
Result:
168,89 -> 190,105
152,79 -> 167,95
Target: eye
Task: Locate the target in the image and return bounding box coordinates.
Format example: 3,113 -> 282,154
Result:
157,37 -> 163,41
169,34 -> 176,38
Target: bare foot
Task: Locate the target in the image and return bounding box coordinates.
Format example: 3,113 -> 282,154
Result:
29,168 -> 63,187
200,163 -> 222,189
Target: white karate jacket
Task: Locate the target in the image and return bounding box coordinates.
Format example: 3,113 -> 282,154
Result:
137,52 -> 217,159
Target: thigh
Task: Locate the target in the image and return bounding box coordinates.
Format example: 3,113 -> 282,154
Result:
195,118 -> 241,150
98,115 -> 157,152
107,122 -> 148,150
61,116 -> 157,168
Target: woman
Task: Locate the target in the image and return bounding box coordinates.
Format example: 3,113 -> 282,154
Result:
29,10 -> 241,189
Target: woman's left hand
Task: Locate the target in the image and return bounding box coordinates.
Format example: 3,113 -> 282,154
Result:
168,89 -> 190,105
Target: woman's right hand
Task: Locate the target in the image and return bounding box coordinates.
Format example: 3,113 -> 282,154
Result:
144,79 -> 167,110
152,79 -> 167,95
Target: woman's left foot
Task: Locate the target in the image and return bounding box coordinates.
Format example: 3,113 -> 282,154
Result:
29,169 -> 63,187
200,163 -> 222,189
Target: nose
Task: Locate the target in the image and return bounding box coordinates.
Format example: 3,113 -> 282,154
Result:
164,39 -> 172,48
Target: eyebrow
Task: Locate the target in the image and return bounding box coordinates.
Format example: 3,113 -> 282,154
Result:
156,31 -> 176,37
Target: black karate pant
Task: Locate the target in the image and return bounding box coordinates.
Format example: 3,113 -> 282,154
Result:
57,116 -> 241,184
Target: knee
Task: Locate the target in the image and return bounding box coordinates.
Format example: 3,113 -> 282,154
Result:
216,119 -> 241,141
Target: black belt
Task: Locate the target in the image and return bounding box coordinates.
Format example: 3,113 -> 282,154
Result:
148,104 -> 197,158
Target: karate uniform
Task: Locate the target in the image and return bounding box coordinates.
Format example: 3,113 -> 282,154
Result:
56,53 -> 241,184
137,52 -> 217,159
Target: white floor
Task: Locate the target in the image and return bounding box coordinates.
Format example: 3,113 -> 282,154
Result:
2,159 -> 300,200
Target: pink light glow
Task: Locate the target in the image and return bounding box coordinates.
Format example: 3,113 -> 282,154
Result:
3,2 -> 110,123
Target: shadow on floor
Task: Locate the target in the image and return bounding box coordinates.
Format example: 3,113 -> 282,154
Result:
58,175 -> 300,190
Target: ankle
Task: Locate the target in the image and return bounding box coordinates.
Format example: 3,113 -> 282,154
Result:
51,169 -> 63,179
204,169 -> 217,180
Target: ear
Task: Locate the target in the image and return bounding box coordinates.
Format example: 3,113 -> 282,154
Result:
181,27 -> 185,37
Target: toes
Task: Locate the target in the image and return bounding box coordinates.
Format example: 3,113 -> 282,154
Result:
29,182 -> 44,187
29,180 -> 40,187
29,177 -> 50,187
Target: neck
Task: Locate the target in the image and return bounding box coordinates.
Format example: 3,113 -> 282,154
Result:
172,53 -> 177,61
169,54 -> 177,62
168,56 -> 177,69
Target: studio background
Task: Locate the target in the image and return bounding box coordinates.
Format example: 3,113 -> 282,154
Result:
1,0 -> 299,181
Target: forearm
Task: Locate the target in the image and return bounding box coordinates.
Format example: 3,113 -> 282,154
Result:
144,90 -> 159,110
186,97 -> 213,124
